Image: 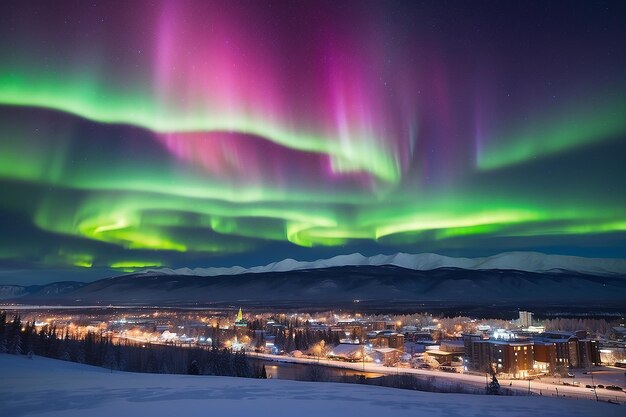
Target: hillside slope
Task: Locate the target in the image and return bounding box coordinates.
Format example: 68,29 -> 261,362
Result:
0,354 -> 623,417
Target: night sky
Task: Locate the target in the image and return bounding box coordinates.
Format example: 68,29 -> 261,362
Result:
1,1 -> 625,284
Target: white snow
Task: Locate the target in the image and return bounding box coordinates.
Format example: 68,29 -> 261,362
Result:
0,354 -> 623,417
144,251 -> 626,277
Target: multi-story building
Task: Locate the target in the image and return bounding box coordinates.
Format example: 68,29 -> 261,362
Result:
533,340 -> 570,373
534,330 -> 600,368
519,311 -> 533,328
464,334 -> 534,377
577,338 -> 601,366
366,321 -> 388,331
371,331 -> 404,351
463,333 -> 483,370
462,328 -> 602,377
483,340 -> 534,377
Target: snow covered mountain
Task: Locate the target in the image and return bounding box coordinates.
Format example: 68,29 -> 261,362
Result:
146,251 -> 626,277
3,253 -> 625,306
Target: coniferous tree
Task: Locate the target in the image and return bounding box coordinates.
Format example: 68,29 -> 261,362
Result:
486,374 -> 501,395
103,345 -> 116,372
9,332 -> 22,355
285,328 -> 295,353
234,351 -> 252,377
75,340 -> 86,364
0,312 -> 6,352
188,359 -> 200,375
7,315 -> 22,355
275,329 -> 286,351
21,321 -> 34,355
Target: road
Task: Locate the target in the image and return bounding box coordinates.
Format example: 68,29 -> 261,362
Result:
248,352 -> 626,404
113,334 -> 626,404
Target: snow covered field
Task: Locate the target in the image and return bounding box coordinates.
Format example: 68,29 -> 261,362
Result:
0,354 -> 622,417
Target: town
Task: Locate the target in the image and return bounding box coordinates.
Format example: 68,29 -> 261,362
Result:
3,305 -> 625,400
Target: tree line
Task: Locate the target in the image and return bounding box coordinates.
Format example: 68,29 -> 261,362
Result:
271,326 -> 341,353
543,318 -> 614,337
0,312 -> 262,378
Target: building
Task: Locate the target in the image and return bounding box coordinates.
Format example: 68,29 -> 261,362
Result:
608,326 -> 626,342
234,308 -> 247,327
466,338 -> 534,377
577,338 -> 601,366
333,320 -> 365,342
371,331 -> 405,351
328,343 -> 365,362
424,344 -> 463,367
440,340 -> 465,353
519,311 -> 533,328
463,333 -> 483,369
234,308 -> 248,337
533,340 -> 569,373
366,321 -> 388,331
464,329 -> 601,376
534,331 -> 600,368
599,343 -> 626,365
371,348 -> 401,366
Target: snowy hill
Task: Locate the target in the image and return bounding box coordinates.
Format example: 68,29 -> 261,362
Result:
0,285 -> 28,299
1,354 -> 622,417
0,281 -> 86,300
146,252 -> 626,277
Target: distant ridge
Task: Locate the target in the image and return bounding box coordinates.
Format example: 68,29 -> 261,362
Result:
4,257 -> 626,305
145,251 -> 626,277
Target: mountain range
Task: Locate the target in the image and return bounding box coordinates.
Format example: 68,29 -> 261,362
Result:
148,251 -> 626,276
1,252 -> 625,308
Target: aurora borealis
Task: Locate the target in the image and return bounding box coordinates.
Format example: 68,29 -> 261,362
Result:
1,1 -> 625,283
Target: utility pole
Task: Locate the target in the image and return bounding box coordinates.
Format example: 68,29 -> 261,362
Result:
362,344 -> 365,372
589,363 -> 598,401
396,353 -> 399,375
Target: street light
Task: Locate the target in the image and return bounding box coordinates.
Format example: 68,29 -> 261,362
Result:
589,362 -> 598,402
